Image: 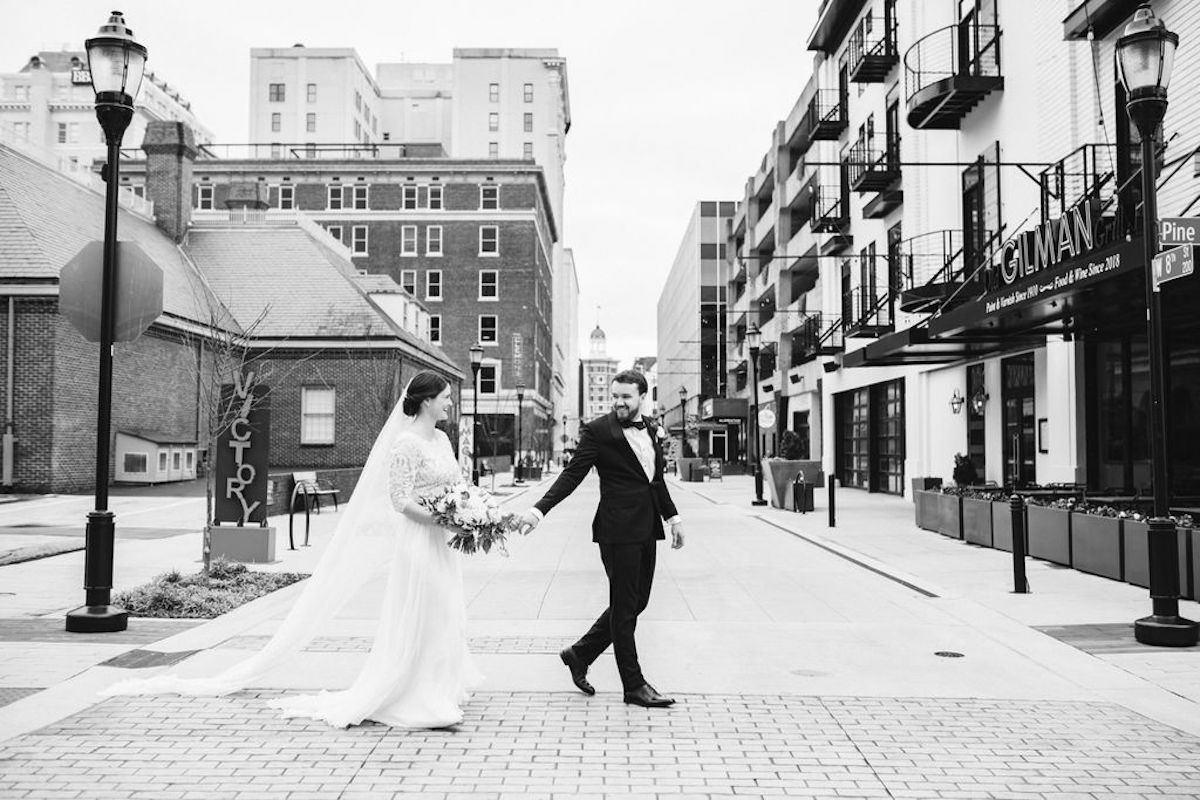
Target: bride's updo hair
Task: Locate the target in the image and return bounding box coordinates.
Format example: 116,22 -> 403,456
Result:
402,370 -> 450,416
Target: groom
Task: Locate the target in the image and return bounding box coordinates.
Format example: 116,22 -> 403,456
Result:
519,369 -> 684,708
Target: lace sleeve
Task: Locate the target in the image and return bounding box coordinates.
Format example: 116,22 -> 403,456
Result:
388,436 -> 421,513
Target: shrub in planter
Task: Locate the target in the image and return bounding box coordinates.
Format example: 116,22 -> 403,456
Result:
936,487 -> 963,539
1123,512 -> 1194,591
1026,498 -> 1072,566
961,491 -> 996,547
952,452 -> 979,486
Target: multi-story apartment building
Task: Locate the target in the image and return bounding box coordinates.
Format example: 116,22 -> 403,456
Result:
731,0 -> 1200,500
0,51 -> 213,173
658,201 -> 741,462
581,325 -> 620,423
119,146 -> 558,468
246,46 -> 578,442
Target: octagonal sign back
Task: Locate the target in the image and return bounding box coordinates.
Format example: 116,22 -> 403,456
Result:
60,241 -> 164,342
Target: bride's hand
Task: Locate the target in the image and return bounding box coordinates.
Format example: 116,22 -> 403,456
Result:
402,504 -> 437,526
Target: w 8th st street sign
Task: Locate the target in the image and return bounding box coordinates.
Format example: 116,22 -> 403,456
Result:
1151,243 -> 1195,291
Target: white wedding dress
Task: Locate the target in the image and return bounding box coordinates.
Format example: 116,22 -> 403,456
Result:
102,405 -> 482,730
269,429 -> 482,727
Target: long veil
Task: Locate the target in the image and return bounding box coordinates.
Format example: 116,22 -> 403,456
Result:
103,390 -> 419,697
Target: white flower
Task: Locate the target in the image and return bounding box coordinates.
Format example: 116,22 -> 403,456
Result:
654,426 -> 667,441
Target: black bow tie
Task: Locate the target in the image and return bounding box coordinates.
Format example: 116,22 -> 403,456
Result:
621,418 -> 647,430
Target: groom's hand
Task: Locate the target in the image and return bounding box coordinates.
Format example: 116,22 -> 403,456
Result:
670,521 -> 685,549
518,510 -> 541,535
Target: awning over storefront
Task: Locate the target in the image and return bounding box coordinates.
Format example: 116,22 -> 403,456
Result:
842,324 -> 1046,367
701,397 -> 748,421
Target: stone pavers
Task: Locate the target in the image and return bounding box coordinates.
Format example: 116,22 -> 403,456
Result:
218,635 -> 579,656
2,691 -> 1200,799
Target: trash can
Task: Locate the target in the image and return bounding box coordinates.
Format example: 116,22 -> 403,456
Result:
792,473 -> 814,513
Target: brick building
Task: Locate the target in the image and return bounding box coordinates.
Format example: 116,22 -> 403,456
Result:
119,143 -> 559,469
0,121 -> 458,494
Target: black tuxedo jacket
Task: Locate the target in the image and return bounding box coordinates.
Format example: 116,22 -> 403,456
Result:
534,411 -> 679,544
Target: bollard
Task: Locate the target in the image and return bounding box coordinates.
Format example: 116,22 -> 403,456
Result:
1010,495 -> 1028,594
827,476 -> 836,528
1134,518 -> 1199,646
793,473 -> 810,514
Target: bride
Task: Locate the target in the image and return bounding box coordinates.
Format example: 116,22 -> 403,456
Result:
103,370 -> 483,728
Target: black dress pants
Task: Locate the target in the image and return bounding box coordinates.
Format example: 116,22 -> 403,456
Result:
572,540 -> 657,692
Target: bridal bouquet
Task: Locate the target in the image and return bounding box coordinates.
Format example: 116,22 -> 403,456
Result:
418,483 -> 521,555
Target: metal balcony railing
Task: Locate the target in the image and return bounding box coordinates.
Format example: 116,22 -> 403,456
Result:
789,313 -> 844,366
848,19 -> 899,82
846,133 -> 901,192
904,22 -> 1003,129
811,184 -> 849,233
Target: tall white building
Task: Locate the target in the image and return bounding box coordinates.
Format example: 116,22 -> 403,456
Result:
581,325 -> 619,422
0,51 -> 213,173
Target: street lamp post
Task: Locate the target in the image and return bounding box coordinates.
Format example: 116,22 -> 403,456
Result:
469,343 -> 483,486
515,382 -> 525,483
747,325 -> 768,506
66,11 -> 147,634
677,385 -> 687,475
1117,5 -> 1197,647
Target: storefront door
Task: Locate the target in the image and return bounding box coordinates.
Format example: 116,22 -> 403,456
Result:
870,380 -> 905,494
1002,354 -> 1036,487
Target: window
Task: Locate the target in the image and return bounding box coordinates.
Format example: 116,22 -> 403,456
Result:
426,225 -> 443,256
57,123 -> 67,144
480,185 -> 499,209
402,184 -> 418,209
479,225 -> 499,255
523,112 -> 533,133
301,387 -> 335,445
11,121 -> 30,140
13,85 -> 30,101
479,270 -> 498,300
328,185 -> 344,210
428,185 -> 443,209
479,315 -> 498,344
271,113 -> 281,132
354,90 -> 362,111
479,364 -> 497,394
129,183 -> 145,198
173,452 -> 182,470
269,83 -> 285,102
158,452 -> 168,471
123,453 -> 147,474
426,270 -> 442,300
488,112 -> 499,132
351,225 -> 368,255
401,225 -> 418,256
523,83 -> 533,102
270,142 -> 282,159
197,185 -> 214,210
186,451 -> 195,470
429,315 -> 441,344
306,113 -> 316,133
488,142 -> 499,159
353,120 -> 361,140
352,184 -> 368,209
278,185 -> 294,210
489,83 -> 499,102
523,142 -> 533,159
307,83 -> 317,103
327,224 -> 343,243
400,269 -> 416,294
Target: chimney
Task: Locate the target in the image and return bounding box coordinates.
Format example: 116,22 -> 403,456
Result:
141,121 -> 197,242
224,182 -> 269,211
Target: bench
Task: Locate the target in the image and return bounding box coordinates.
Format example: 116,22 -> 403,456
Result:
291,471 -> 341,514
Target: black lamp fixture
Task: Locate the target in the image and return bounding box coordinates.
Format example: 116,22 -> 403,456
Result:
746,325 -> 767,506
677,385 -> 687,473
469,343 -> 484,486
949,389 -> 965,415
514,382 -> 526,483
1116,4 -> 1196,647
65,11 -> 147,635
970,388 -> 989,415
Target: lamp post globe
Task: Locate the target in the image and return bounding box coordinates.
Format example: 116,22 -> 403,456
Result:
1116,5 -> 1197,647
515,382 -> 526,483
469,343 -> 484,486
66,11 -> 148,634
746,325 -> 767,506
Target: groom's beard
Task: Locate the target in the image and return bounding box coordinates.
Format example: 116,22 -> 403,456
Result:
613,404 -> 637,420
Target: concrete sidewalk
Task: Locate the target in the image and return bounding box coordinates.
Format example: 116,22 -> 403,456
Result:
1,472 -> 1200,798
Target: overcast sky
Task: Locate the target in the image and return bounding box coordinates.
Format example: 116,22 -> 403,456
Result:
5,1 -> 819,366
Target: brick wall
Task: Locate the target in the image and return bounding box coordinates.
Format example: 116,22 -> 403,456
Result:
0,299 -> 58,492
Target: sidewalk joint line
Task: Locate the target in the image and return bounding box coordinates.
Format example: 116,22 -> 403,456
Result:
753,515 -> 940,598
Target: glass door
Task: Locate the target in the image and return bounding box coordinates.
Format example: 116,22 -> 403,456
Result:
871,379 -> 905,494
1002,354 -> 1036,488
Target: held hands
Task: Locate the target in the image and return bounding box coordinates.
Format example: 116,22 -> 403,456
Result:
517,510 -> 541,536
670,521 -> 685,550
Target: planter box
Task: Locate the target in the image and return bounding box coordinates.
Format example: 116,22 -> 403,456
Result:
1070,513 -> 1122,581
936,493 -> 963,539
678,457 -> 706,482
208,524 -> 276,564
911,477 -> 943,495
992,501 -> 1020,552
1027,505 -> 1071,566
914,490 -> 940,532
1124,520 -> 1191,593
763,459 -> 823,510
962,497 -> 993,547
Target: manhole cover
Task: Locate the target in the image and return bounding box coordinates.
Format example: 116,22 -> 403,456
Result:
934,651 -> 965,658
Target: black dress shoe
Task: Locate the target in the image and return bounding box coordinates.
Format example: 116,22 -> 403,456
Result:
623,683 -> 675,708
560,648 -> 595,696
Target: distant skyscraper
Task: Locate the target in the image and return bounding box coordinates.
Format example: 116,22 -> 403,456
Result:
581,324 -> 619,422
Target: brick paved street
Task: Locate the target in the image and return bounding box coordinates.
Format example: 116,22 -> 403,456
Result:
4,692 -> 1200,799
4,474 -> 1200,798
